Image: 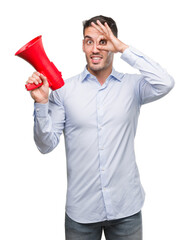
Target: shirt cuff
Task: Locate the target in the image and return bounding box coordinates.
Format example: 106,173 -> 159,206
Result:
34,102 -> 49,118
121,46 -> 144,66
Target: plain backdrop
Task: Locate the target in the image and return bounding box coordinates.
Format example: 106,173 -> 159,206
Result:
0,0 -> 189,239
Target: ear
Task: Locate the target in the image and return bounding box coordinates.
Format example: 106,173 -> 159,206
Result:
82,39 -> 85,52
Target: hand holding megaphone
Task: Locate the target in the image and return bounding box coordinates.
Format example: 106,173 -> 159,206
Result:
27,71 -> 49,104
15,35 -> 64,91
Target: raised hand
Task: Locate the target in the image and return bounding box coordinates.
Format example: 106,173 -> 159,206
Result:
91,20 -> 129,53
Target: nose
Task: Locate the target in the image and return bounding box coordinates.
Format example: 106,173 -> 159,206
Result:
92,42 -> 100,54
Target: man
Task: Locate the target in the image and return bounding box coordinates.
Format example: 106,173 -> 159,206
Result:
27,15 -> 174,240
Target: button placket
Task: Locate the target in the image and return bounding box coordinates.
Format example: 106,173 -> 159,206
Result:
97,90 -> 104,152
96,86 -> 114,218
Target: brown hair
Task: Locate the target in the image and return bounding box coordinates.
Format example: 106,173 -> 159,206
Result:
83,15 -> 118,37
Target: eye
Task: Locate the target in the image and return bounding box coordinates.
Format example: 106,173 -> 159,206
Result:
99,39 -> 107,45
86,40 -> 93,45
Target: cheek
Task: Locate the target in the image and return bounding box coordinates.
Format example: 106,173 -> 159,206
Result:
83,46 -> 91,56
105,52 -> 113,63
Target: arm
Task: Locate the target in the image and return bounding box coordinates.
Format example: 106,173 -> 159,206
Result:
27,72 -> 65,154
121,46 -> 175,104
91,21 -> 175,104
33,91 -> 65,154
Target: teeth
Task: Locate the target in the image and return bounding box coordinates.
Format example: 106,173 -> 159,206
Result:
92,57 -> 101,60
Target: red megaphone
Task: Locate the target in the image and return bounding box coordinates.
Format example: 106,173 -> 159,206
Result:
15,35 -> 64,91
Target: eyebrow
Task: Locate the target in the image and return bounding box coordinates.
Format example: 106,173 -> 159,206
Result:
84,35 -> 93,39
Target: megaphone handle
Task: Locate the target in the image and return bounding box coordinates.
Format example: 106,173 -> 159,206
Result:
25,71 -> 51,91
25,81 -> 43,91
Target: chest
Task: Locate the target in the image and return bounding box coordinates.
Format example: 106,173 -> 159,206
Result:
63,81 -> 139,129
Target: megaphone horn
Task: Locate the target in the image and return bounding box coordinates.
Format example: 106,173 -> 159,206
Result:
15,35 -> 64,91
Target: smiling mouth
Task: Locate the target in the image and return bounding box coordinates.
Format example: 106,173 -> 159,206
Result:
91,56 -> 103,64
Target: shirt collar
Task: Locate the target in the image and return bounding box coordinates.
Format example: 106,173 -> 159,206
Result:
80,66 -> 124,83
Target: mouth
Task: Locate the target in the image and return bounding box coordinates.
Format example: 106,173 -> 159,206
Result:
90,55 -> 103,64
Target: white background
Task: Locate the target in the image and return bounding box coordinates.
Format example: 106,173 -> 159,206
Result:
0,0 -> 189,239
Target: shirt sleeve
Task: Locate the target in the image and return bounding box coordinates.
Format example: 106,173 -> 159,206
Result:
121,46 -> 175,105
33,89 -> 65,154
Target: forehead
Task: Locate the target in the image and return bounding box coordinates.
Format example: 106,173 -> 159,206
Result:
84,26 -> 101,39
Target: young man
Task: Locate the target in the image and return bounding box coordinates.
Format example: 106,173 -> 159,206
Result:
27,15 -> 174,240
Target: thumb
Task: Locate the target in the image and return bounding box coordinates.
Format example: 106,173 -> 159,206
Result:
40,73 -> 49,87
96,44 -> 109,52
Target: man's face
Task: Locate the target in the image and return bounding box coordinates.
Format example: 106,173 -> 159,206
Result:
83,26 -> 114,74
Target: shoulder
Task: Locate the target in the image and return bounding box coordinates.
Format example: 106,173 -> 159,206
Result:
62,72 -> 82,88
50,72 -> 82,102
120,72 -> 143,86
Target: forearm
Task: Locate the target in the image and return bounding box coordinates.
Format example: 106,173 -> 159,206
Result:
33,103 -> 61,154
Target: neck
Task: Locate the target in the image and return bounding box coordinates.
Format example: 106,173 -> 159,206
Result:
88,66 -> 112,86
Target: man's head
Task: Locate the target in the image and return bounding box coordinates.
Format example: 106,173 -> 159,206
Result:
83,15 -> 118,38
82,15 -> 118,76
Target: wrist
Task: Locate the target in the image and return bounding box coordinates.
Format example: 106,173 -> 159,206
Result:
119,43 -> 129,53
34,101 -> 49,118
35,99 -> 48,104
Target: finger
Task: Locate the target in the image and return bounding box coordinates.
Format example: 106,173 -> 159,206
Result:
27,77 -> 41,85
40,73 -> 47,81
97,35 -> 108,46
40,74 -> 49,86
96,44 -> 109,51
33,71 -> 41,76
32,71 -> 40,78
91,22 -> 104,34
96,20 -> 109,35
32,72 -> 41,81
26,78 -> 35,84
104,22 -> 113,35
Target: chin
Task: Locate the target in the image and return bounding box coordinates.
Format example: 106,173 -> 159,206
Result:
88,62 -> 106,72
89,66 -> 103,72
